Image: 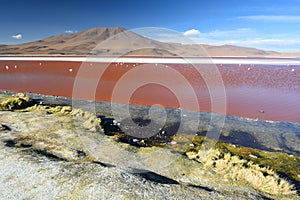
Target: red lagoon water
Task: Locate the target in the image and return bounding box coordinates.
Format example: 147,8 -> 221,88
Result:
0,60 -> 300,122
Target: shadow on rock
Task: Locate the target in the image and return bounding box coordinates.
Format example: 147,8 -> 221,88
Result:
0,124 -> 11,131
131,169 -> 179,185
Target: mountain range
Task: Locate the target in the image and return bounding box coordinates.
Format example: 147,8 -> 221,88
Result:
0,27 -> 298,57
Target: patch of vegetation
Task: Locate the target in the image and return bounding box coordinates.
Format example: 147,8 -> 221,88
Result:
0,93 -> 34,110
0,94 -> 103,162
186,135 -> 298,197
1,93 -> 298,198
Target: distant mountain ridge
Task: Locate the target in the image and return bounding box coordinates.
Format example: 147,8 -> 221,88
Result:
0,27 -> 298,57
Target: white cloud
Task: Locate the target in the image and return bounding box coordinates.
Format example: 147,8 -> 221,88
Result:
140,28 -> 256,44
133,27 -> 200,44
134,27 -> 300,52
180,28 -> 256,43
183,29 -> 201,37
12,33 -> 22,40
183,29 -> 300,52
237,15 -> 300,22
204,28 -> 254,38
65,30 -> 77,34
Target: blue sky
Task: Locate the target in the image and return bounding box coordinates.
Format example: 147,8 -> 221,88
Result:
1,0 -> 300,52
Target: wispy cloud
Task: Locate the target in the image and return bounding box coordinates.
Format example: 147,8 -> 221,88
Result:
140,28 -> 256,44
183,29 -> 201,37
65,30 -> 77,34
191,37 -> 300,52
12,33 -> 22,40
227,38 -> 300,46
182,28 -> 300,51
135,27 -> 300,52
237,15 -> 300,22
221,38 -> 300,52
201,28 -> 255,38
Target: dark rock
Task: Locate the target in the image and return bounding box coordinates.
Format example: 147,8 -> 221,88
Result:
0,124 -> 11,131
99,116 -> 123,136
76,150 -> 87,158
99,115 -> 180,147
3,140 -> 17,147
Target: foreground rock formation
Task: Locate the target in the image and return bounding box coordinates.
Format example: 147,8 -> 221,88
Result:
0,93 -> 299,199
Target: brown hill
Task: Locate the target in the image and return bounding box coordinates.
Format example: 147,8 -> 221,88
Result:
0,27 -> 128,55
0,27 -> 180,56
0,27 -> 298,57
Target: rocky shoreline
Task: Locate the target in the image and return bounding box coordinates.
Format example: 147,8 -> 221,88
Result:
0,92 -> 299,199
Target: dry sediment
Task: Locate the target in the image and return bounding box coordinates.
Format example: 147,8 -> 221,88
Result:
0,94 -> 298,199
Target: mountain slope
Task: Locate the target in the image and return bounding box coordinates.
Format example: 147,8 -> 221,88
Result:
0,27 -> 296,57
0,27 -> 128,54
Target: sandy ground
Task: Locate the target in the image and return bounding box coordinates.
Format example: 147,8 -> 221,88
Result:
0,97 -> 273,200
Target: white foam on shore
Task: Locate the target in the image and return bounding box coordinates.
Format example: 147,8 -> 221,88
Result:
1,56 -> 300,65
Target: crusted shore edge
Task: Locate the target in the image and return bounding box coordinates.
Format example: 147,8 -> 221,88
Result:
0,92 -> 299,199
